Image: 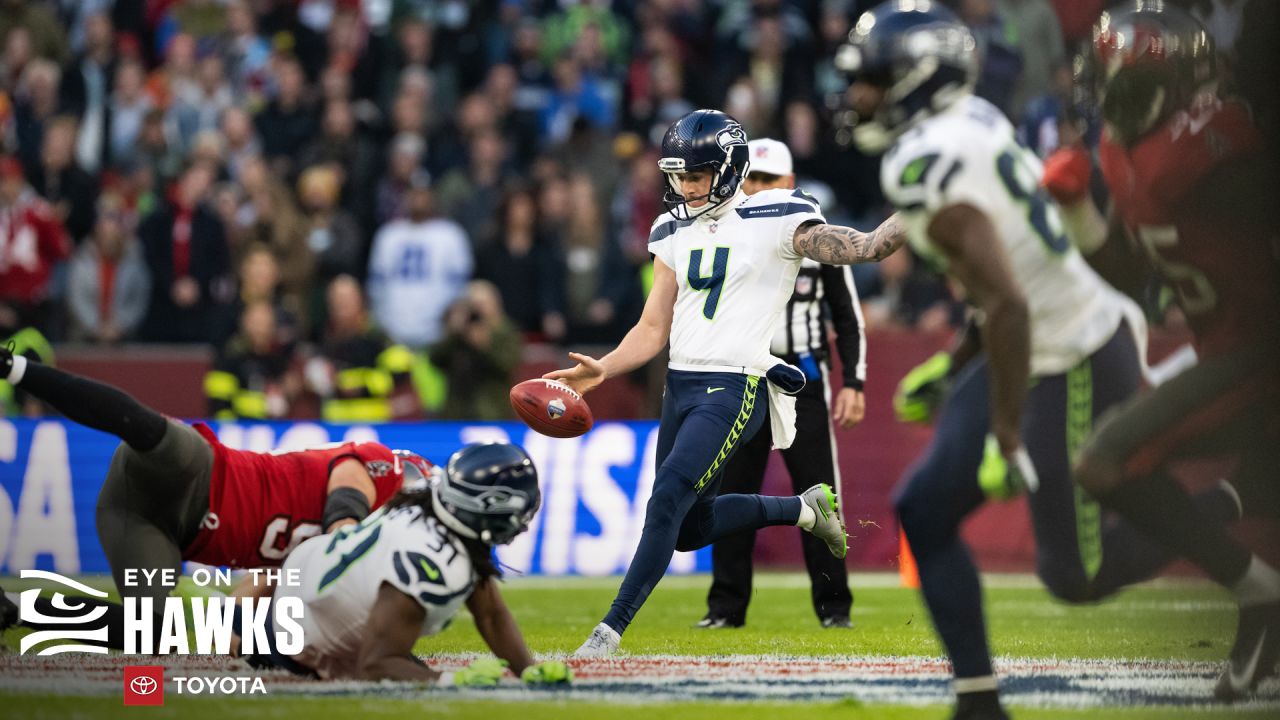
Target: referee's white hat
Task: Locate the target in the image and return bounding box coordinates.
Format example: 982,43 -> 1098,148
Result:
747,138 -> 793,176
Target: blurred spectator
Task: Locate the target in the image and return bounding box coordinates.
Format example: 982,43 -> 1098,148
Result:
367,174 -> 471,350
541,2 -> 630,70
172,53 -> 234,145
235,155 -> 314,323
219,106 -> 261,182
542,57 -> 615,143
223,243 -> 301,347
721,11 -> 814,137
298,163 -> 364,292
205,300 -> 299,420
305,274 -> 417,422
297,99 -> 378,228
0,155 -> 70,335
221,0 -> 271,98
0,0 -> 68,65
135,109 -> 184,186
429,280 -> 521,421
959,0 -> 1025,118
482,63 -> 541,170
254,55 -> 317,175
11,59 -> 61,173
374,132 -> 425,228
107,57 -> 153,169
30,115 -> 98,242
59,12 -> 116,175
138,162 -> 230,343
562,171 -> 635,342
475,184 -> 567,341
65,196 -> 150,343
996,0 -> 1066,118
434,127 -> 511,245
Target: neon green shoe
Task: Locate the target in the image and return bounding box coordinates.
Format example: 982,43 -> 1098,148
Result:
801,484 -> 847,559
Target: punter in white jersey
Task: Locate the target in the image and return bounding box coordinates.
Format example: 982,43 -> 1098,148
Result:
545,109 -> 910,658
254,443 -> 570,687
833,3 -> 1234,719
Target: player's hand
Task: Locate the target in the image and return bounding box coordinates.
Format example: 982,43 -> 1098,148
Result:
1041,146 -> 1092,205
894,352 -> 951,424
832,388 -> 865,429
521,660 -> 574,686
977,434 -> 1039,500
453,657 -> 509,687
542,352 -> 606,395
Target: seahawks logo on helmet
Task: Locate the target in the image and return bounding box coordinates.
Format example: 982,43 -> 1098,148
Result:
715,125 -> 747,151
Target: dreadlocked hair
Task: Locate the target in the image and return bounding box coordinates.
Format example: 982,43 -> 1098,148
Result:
385,487 -> 502,580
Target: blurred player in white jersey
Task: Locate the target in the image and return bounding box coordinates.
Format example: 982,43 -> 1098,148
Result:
834,2 -> 1239,718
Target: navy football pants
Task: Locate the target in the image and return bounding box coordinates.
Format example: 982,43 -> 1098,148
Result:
894,323 -> 1190,679
603,370 -> 802,634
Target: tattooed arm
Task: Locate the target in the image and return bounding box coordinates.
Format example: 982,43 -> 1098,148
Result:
791,213 -> 908,265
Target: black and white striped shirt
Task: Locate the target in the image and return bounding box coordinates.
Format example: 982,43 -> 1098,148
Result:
769,258 -> 867,390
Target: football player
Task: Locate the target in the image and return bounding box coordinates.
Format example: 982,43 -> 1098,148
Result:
545,109 -> 910,657
0,345 -> 419,605
834,2 -> 1240,718
1043,2 -> 1280,702
247,442 -> 569,686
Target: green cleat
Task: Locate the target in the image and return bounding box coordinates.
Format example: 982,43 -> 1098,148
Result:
801,484 -> 847,559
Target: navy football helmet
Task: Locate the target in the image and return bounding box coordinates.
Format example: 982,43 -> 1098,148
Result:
432,442 -> 540,545
835,0 -> 977,153
1089,2 -> 1215,147
658,110 -> 750,220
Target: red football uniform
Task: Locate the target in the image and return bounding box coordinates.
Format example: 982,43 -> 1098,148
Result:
1098,95 -> 1280,359
183,424 -> 414,567
0,192 -> 71,305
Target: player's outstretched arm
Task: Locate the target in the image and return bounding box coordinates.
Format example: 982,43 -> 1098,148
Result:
354,582 -> 440,682
324,459 -> 377,533
466,577 -> 536,675
544,257 -> 677,395
927,203 -> 1030,457
792,213 -> 907,265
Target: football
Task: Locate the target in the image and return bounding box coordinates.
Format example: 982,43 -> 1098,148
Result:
509,379 -> 594,438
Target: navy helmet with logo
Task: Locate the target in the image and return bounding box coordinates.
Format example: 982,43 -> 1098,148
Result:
658,109 -> 750,220
835,0 -> 977,153
431,442 -> 540,545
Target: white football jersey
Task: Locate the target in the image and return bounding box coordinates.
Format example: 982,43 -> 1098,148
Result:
648,188 -> 825,373
881,95 -> 1129,376
276,505 -> 475,679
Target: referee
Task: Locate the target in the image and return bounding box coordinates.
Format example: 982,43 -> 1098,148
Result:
699,138 -> 866,629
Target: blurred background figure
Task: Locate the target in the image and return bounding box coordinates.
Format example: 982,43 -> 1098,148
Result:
204,299 -> 299,420
429,280 -> 521,421
305,274 -> 417,422
0,155 -> 69,336
65,194 -> 150,343
367,172 -> 471,351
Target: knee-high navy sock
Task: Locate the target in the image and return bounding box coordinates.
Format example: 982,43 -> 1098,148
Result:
1098,471 -> 1251,588
913,535 -> 993,679
15,363 -> 168,451
603,472 -> 698,634
676,495 -> 800,551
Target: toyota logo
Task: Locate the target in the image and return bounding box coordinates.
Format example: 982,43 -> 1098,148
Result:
130,676 -> 158,696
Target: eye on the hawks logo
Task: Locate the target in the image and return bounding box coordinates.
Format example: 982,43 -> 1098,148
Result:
17,570 -> 111,655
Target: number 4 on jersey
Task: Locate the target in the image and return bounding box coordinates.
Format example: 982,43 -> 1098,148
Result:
688,247 -> 730,319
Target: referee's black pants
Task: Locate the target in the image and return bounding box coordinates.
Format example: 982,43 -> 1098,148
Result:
705,369 -> 853,623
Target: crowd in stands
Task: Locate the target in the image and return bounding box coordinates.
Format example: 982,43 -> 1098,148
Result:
0,0 -> 1263,420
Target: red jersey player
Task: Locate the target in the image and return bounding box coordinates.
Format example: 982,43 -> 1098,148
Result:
0,345 -> 427,604
1043,3 -> 1280,702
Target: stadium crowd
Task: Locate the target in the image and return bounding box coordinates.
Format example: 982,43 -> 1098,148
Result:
0,0 -> 1264,421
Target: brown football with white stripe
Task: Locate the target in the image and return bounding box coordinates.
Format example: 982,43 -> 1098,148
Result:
509,379 -> 594,438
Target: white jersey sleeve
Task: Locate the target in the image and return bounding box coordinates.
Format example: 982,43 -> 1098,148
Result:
647,211 -> 684,269
737,187 -> 826,262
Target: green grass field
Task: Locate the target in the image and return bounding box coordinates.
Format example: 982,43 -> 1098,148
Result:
3,573 -> 1277,720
